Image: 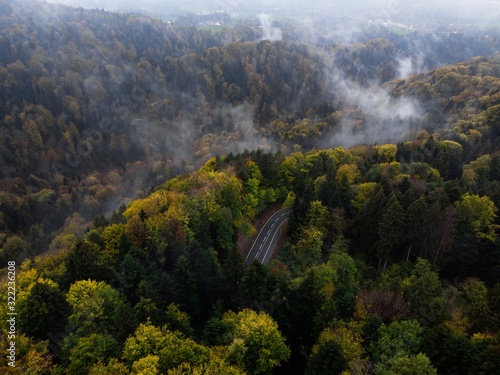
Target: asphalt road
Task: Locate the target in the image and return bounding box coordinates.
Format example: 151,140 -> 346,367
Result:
244,208 -> 290,267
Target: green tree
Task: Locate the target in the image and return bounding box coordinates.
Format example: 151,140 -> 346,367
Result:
67,279 -> 130,339
157,332 -> 211,373
422,323 -> 474,375
172,255 -> 201,318
89,358 -> 130,375
316,253 -> 359,327
307,326 -> 364,375
462,154 -> 492,189
166,355 -> 246,375
238,261 -> 270,310
18,278 -> 69,339
373,320 -> 422,367
214,207 -> 235,254
404,196 -> 427,260
353,185 -> 386,264
455,193 -> 498,242
1,236 -> 29,263
376,353 -> 437,375
222,309 -> 290,374
461,278 -> 491,333
401,259 -> 445,326
434,140 -> 463,180
306,200 -> 330,236
67,334 -> 121,375
131,355 -> 160,375
291,227 -> 324,270
122,320 -> 211,373
164,303 -> 194,337
376,193 -> 405,270
122,322 -> 167,367
65,239 -> 111,283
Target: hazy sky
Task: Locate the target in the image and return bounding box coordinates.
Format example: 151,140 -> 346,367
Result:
45,0 -> 500,26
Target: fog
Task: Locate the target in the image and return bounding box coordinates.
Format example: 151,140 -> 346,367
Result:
35,0 -> 498,153
1,0 -> 500,244
47,0 -> 500,28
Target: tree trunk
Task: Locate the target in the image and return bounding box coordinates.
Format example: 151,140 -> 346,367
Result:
406,243 -> 412,262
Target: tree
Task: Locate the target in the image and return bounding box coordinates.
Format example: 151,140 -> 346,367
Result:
455,193 -> 498,243
376,353 -> 437,375
292,227 -> 324,270
164,303 -> 193,337
434,205 -> 456,266
400,259 -> 446,326
1,236 -> 29,263
66,279 -> 131,339
461,278 -> 491,333
222,309 -> 290,374
123,322 -> 167,367
172,255 -> 201,319
131,355 -> 160,375
67,334 -> 121,375
65,239 -> 110,283
166,354 -> 246,375
18,278 -> 69,339
89,359 -> 130,375
315,253 -> 360,331
434,140 -> 463,180
307,326 -> 364,375
214,207 -> 234,254
238,261 -> 270,310
404,196 -> 427,261
462,154 -> 491,189
0,335 -> 53,375
422,323 -> 475,375
372,320 -> 422,366
157,333 -> 211,373
376,193 -> 405,269
353,185 -> 386,264
306,200 -> 330,236
122,320 -> 211,373
329,252 -> 359,321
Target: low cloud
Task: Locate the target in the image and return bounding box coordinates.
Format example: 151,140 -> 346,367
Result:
258,13 -> 282,41
322,67 -> 422,148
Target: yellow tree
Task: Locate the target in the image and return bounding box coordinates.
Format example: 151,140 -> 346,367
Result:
222,309 -> 290,374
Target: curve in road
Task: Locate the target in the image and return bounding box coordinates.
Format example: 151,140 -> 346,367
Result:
244,208 -> 290,267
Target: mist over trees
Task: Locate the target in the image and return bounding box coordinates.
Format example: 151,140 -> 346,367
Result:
0,0 -> 500,373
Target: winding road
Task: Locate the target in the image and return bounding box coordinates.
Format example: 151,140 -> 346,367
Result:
244,208 -> 290,267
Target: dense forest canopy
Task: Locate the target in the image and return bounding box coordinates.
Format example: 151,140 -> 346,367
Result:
0,0 -> 500,373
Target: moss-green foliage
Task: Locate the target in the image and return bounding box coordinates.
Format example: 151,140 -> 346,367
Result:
3,138 -> 500,373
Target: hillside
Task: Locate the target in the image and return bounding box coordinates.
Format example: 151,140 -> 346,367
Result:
1,138 -> 499,373
0,0 -> 499,260
0,0 -> 500,373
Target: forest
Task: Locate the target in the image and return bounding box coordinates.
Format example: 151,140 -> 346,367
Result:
0,0 -> 500,373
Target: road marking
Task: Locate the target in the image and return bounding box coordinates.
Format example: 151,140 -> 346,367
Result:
262,218 -> 288,264
271,222 -> 275,229
267,229 -> 270,235
243,208 -> 290,266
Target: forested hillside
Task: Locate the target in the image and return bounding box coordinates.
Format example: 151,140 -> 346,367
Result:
1,138 -> 500,373
0,0 -> 500,373
0,0 -> 499,258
